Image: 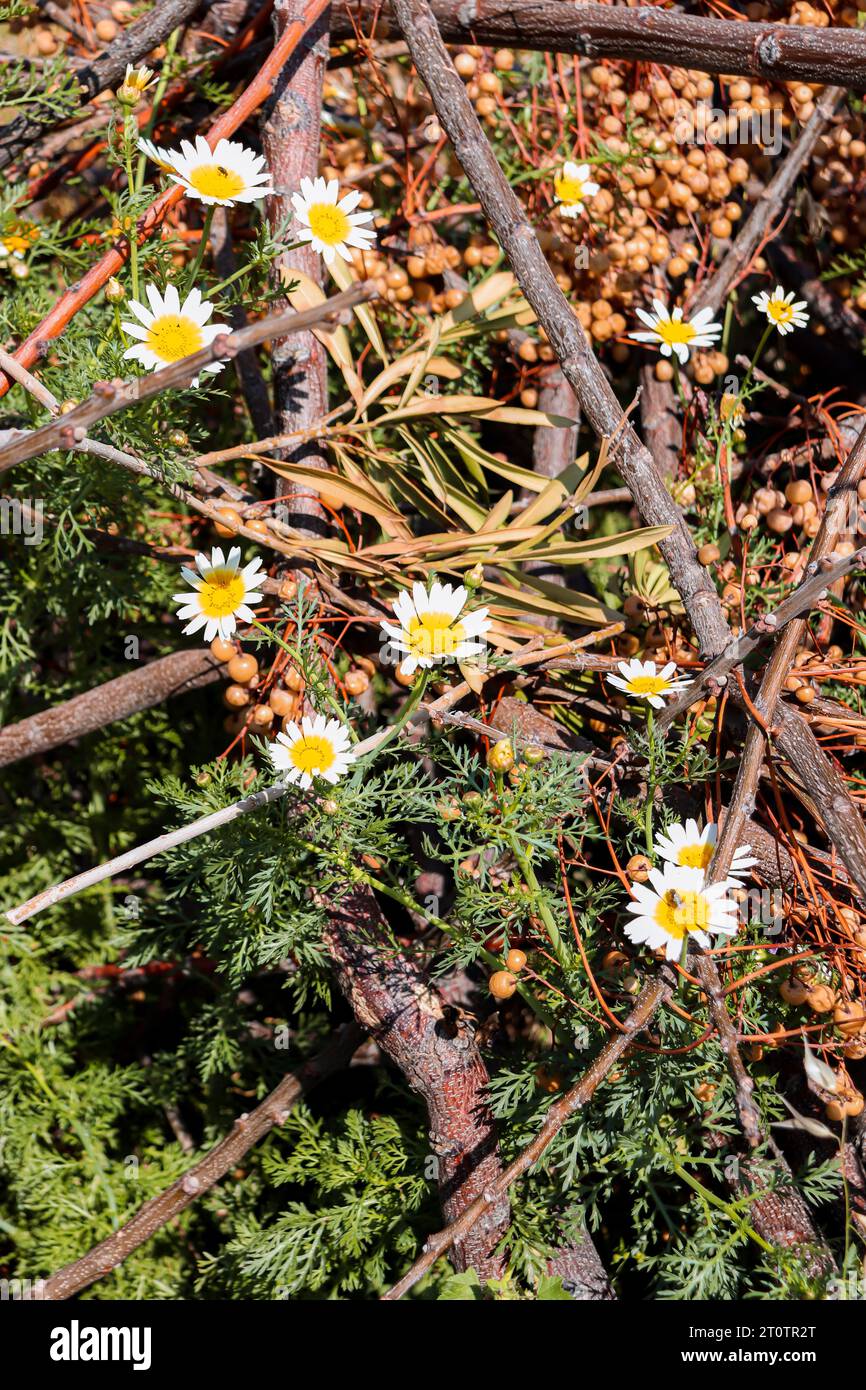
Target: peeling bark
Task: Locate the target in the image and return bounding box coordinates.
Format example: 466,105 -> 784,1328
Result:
323,884 -> 510,1278
261,0 -> 332,534
0,650 -> 223,769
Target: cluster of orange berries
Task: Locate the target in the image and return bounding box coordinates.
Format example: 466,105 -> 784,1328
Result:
210,634 -> 372,739
730,474 -> 866,553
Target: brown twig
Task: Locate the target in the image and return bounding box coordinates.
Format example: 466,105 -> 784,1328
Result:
657,544 -> 866,729
0,283 -> 376,478
708,419 -> 866,893
323,885 -> 510,1277
332,3 -> 866,93
0,649 -> 224,770
262,0 -> 333,534
34,1023 -> 364,1300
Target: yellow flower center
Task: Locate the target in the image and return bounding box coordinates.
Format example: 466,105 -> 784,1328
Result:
406,612 -> 466,659
654,889 -> 711,941
554,174 -> 586,206
3,233 -> 32,256
307,202 -> 351,246
766,298 -> 794,325
656,318 -> 696,347
198,568 -> 246,618
626,674 -> 671,697
678,843 -> 714,871
289,735 -> 336,775
145,314 -> 204,362
188,163 -> 247,201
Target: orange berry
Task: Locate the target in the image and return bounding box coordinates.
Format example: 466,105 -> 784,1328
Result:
807,983 -> 837,1013
227,653 -> 258,684
489,970 -> 518,1000
210,637 -> 237,663
213,505 -> 242,537
268,688 -> 295,717
505,948 -> 527,973
626,854 -> 652,883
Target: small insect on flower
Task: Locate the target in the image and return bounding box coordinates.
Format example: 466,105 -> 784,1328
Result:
138,135 -> 274,206
121,283 -> 230,386
751,284 -> 809,335
606,657 -> 691,710
630,297 -> 722,365
624,864 -> 739,961
553,160 -> 599,218
173,546 -> 265,642
655,818 -> 757,885
270,714 -> 356,790
380,580 -> 491,676
291,176 -> 376,265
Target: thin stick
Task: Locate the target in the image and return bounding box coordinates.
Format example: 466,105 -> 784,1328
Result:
0,283 -> 375,477
35,1024 -> 363,1301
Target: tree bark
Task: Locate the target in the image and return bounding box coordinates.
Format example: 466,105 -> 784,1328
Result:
0,650 -> 223,769
331,2 -> 866,92
323,885 -> 510,1278
262,0 -> 332,535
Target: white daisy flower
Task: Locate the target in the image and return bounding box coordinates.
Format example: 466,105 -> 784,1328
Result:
123,64 -> 156,92
137,133 -> 274,206
630,297 -> 723,365
751,284 -> 809,335
291,176 -> 376,265
121,283 -> 231,387
624,863 -> 739,962
655,818 -> 757,885
606,657 -> 691,710
553,160 -> 599,218
380,580 -> 490,676
172,545 -> 264,643
270,713 -> 355,790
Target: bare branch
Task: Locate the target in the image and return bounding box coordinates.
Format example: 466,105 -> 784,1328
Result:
35,1024 -> 364,1300
333,3 -> 866,93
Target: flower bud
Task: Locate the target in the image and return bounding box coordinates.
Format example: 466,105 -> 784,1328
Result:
487,738 -> 514,773
105,277 -> 126,304
465,562 -> 485,589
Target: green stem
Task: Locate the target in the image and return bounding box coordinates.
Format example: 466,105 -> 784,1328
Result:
644,704 -> 655,856
739,322 -> 773,399
508,832 -> 569,973
207,261 -> 255,300
248,618 -> 354,736
123,118 -> 139,302
668,1155 -> 775,1255
358,669 -> 430,764
135,28 -> 181,192
187,205 -> 216,289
